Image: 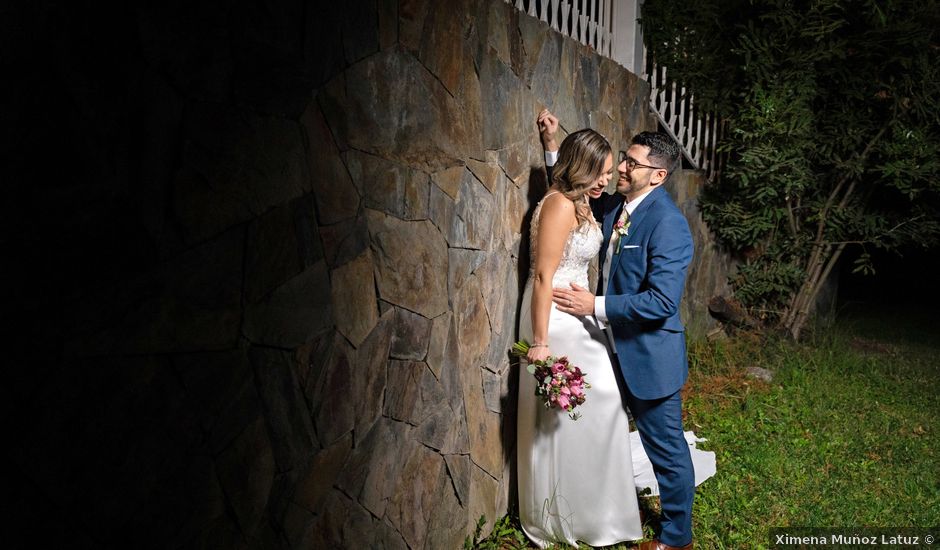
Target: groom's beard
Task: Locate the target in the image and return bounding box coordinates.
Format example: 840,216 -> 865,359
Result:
616,175 -> 635,196
617,174 -> 653,198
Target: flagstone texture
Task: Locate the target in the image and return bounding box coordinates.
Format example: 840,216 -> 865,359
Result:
12,0 -> 733,547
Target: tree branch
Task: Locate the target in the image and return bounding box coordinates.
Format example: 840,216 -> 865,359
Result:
785,196 -> 798,238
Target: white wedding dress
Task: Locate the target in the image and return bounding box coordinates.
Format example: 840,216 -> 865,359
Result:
517,192 -> 644,548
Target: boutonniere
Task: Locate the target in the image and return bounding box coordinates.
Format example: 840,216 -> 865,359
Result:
612,209 -> 631,255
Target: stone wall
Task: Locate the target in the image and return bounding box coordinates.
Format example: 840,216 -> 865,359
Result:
670,169 -> 736,338
9,0 -> 730,548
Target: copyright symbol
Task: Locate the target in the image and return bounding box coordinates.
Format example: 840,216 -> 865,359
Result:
926,534 -> 935,544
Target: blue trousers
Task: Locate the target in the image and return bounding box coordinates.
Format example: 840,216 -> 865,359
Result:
625,387 -> 695,546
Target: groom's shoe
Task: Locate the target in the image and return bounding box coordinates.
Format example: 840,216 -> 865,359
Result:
637,540 -> 693,550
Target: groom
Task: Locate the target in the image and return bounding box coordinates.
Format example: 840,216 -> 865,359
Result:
540,110 -> 696,550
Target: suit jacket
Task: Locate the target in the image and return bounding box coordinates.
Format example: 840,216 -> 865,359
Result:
591,186 -> 694,400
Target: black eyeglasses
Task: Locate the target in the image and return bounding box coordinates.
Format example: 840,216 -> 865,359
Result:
618,150 -> 664,172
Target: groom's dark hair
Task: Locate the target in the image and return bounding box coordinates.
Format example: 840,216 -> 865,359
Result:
631,131 -> 681,183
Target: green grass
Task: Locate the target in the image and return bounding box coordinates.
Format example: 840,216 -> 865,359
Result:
470,306 -> 940,549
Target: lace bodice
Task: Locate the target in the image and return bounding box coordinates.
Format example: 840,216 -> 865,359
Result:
528,192 -> 602,288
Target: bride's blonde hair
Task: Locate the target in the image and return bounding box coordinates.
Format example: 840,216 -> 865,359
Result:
550,129 -> 612,226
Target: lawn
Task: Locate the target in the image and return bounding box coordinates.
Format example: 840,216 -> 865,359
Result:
468,306 -> 939,549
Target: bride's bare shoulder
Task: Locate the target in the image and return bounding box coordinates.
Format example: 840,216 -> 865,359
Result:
541,189 -> 574,210
537,191 -> 577,229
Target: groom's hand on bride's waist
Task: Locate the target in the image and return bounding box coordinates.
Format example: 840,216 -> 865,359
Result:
552,283 -> 595,316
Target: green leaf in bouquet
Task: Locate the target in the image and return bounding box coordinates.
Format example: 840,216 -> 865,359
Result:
526,364 -> 536,374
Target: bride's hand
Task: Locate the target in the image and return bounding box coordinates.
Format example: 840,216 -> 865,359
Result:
527,344 -> 551,364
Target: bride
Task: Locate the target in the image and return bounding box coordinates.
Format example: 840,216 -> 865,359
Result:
517,127 -> 643,547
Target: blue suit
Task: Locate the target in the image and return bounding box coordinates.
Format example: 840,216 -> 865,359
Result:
592,186 -> 692,400
592,186 -> 696,546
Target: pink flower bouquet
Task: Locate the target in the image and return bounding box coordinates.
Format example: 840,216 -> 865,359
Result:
512,341 -> 590,420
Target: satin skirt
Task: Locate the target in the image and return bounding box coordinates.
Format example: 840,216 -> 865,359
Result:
517,281 -> 643,548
